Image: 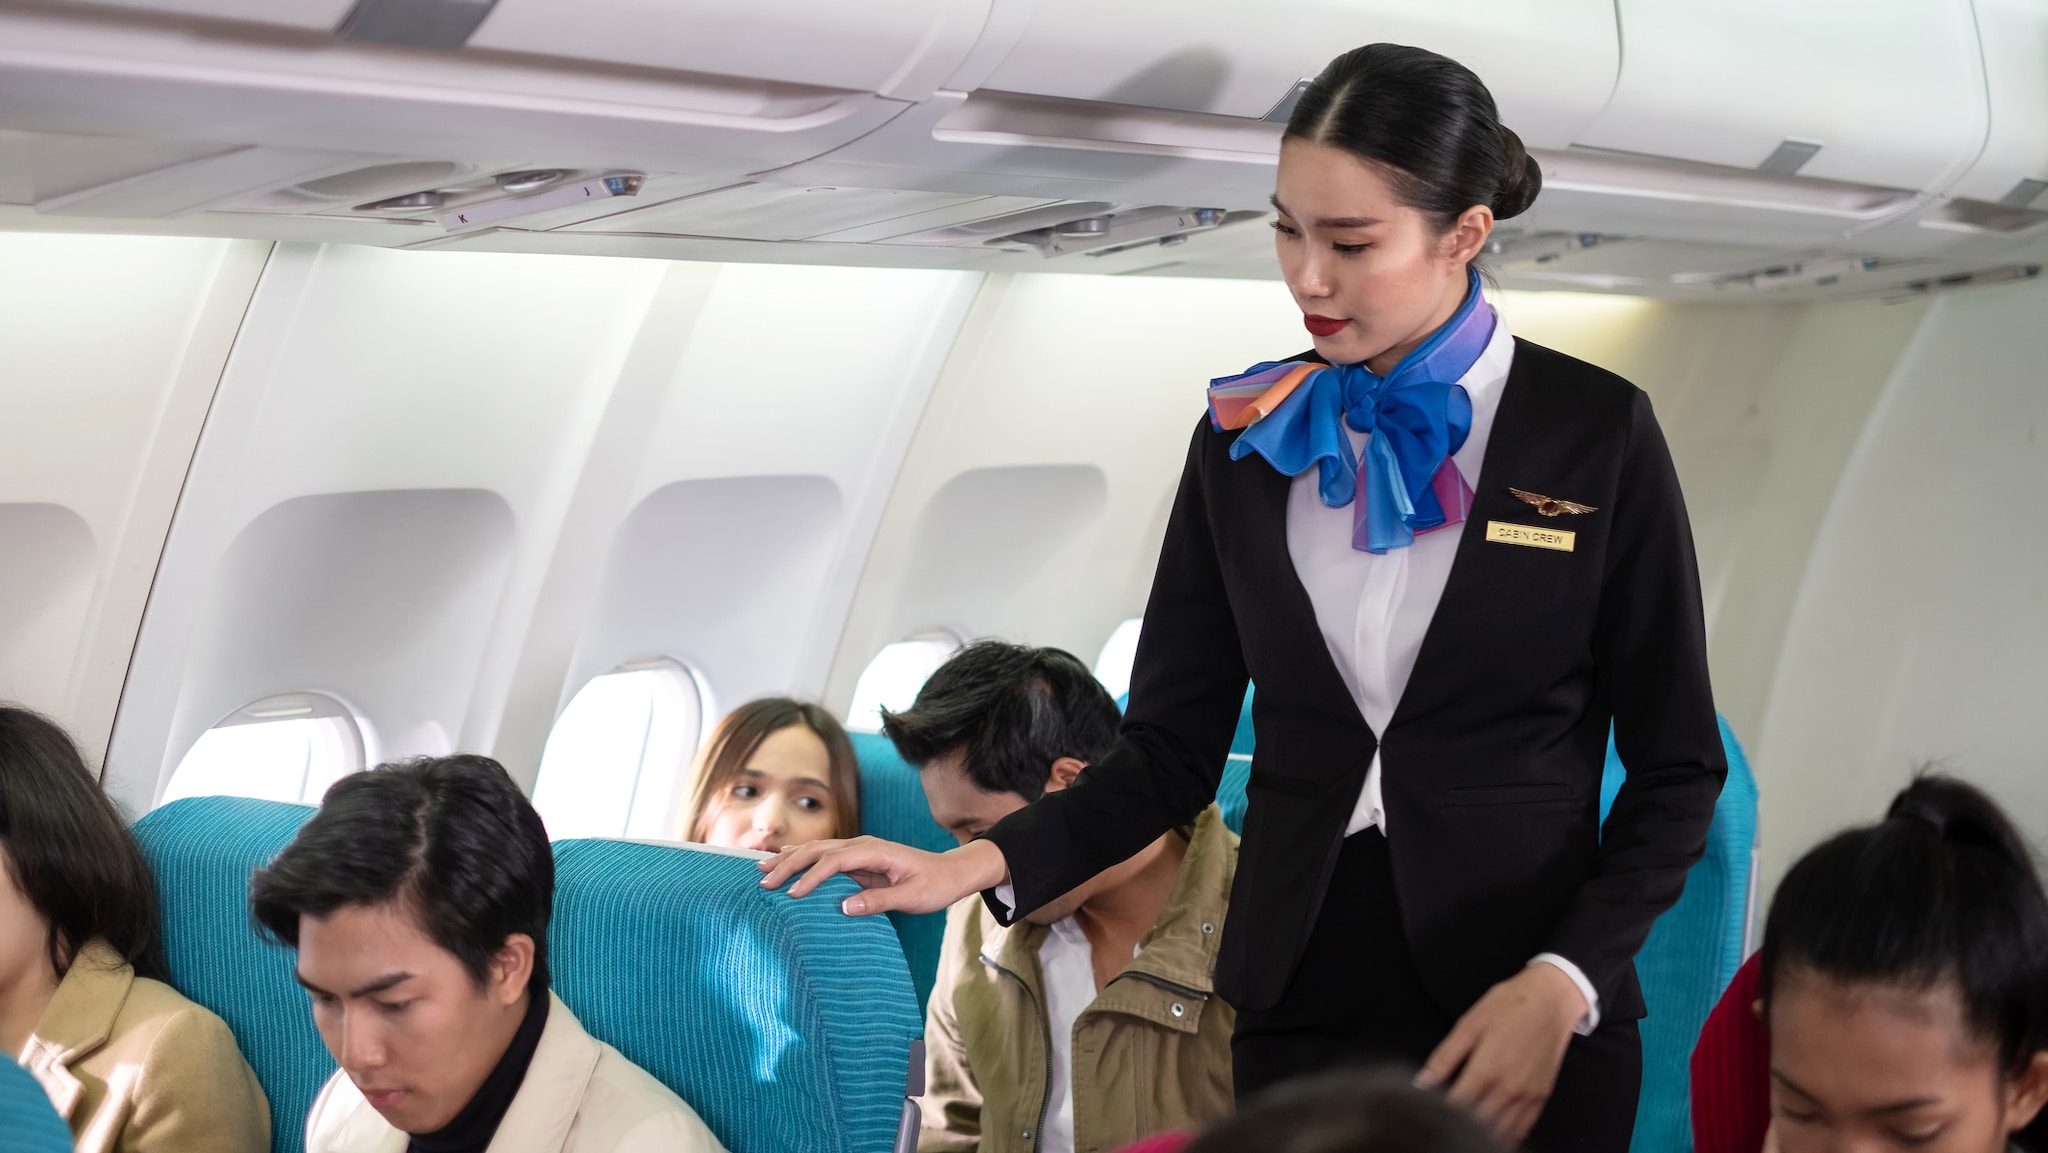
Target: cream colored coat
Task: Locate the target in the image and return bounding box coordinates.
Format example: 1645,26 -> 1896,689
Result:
304,993 -> 726,1153
18,939 -> 270,1153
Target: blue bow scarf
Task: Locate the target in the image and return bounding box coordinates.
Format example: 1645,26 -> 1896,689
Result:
1210,270 -> 1496,553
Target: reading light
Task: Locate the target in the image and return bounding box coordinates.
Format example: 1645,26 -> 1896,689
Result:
356,190 -> 445,213
440,173 -> 645,232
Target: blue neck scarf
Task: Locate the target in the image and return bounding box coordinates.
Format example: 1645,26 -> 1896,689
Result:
1210,269 -> 1496,553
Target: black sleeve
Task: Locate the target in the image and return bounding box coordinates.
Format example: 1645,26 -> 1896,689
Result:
1543,390 -> 1728,1006
979,416 -> 1249,921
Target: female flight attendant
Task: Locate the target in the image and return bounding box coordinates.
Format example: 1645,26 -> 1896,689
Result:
765,43 -> 1724,1152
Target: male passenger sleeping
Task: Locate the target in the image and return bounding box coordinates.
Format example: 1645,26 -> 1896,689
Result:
879,641 -> 1240,1153
249,754 -> 726,1153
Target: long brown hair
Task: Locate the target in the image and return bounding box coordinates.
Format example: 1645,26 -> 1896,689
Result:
682,698 -> 860,842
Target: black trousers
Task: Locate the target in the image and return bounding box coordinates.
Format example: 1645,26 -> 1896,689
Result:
1231,830 -> 1641,1153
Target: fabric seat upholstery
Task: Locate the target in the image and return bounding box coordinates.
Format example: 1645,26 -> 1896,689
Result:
1,1040 -> 78,1151
850,731 -> 956,1015
551,837 -> 922,1153
133,796 -> 327,1153
135,796 -> 923,1153
1600,715 -> 1760,1153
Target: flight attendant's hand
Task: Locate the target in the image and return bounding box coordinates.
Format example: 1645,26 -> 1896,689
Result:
759,835 -> 1010,916
1415,962 -> 1589,1143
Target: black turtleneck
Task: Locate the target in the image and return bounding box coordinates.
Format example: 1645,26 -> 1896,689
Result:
408,990 -> 550,1153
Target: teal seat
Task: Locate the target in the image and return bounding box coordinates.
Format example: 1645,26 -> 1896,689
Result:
1600,715 -> 1759,1153
135,795 -> 924,1153
551,838 -> 922,1153
850,731 -> 955,1016
133,797 -> 327,1153
0,1044 -> 75,1152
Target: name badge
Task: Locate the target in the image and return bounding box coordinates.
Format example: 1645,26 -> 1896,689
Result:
1485,520 -> 1575,552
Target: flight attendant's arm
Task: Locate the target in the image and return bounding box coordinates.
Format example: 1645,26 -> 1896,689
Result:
976,416 -> 1249,919
1545,389 -> 1726,1004
763,417 -> 1247,918
1420,390 -> 1725,1139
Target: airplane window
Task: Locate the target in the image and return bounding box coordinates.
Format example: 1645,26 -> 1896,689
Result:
1093,617 -> 1145,702
846,632 -> 964,734
532,657 -> 708,841
161,692 -> 368,807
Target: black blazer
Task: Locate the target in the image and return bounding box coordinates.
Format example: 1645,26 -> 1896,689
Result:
984,338 -> 1727,1018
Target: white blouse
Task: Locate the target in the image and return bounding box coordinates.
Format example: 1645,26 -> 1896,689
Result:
1285,316 -> 1600,1032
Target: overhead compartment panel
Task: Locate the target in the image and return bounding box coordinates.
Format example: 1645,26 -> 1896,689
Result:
39,0 -> 353,30
467,0 -> 991,101
1944,0 -> 2048,207
968,0 -> 1620,148
1574,0 -> 1986,194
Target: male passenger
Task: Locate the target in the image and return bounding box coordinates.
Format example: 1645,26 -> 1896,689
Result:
250,755 -> 725,1153
882,642 -> 1238,1153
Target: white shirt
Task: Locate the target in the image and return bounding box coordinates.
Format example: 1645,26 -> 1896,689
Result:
1037,919 -> 1137,1153
1286,315 -> 1599,1034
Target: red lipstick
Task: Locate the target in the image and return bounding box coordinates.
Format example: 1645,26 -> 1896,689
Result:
1303,315 -> 1349,337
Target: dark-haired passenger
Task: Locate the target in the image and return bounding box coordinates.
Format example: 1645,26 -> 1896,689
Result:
1181,1068 -> 1507,1153
250,754 -> 724,1153
1759,776 -> 2048,1153
684,698 -> 860,853
0,705 -> 269,1153
881,641 -> 1239,1153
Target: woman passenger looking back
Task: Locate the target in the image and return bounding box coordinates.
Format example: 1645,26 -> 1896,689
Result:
684,699 -> 860,853
1762,776 -> 2048,1153
0,705 -> 269,1153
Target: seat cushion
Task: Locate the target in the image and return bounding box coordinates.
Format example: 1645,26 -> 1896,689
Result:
851,731 -> 955,1014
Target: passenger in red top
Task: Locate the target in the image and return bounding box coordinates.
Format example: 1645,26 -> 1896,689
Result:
1692,952 -> 1771,1153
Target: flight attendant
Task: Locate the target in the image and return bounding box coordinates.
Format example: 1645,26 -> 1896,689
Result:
765,42 -> 1724,1152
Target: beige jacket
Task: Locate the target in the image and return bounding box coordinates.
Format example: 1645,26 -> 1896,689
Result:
304,992 -> 726,1153
18,939 -> 270,1153
922,805 -> 1239,1153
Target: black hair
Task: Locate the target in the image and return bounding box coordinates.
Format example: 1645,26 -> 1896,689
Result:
1286,43 -> 1541,228
1762,774 -> 2048,1134
879,641 -> 1120,801
1186,1067 -> 1506,1153
251,754 -> 553,993
0,705 -> 168,983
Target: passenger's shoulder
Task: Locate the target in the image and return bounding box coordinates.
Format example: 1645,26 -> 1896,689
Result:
121,976 -> 247,1063
575,1043 -> 725,1153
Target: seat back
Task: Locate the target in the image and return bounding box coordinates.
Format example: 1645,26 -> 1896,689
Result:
1599,715 -> 1760,1153
850,731 -> 955,1015
133,796 -> 327,1153
551,837 -> 922,1153
1,1043 -> 78,1151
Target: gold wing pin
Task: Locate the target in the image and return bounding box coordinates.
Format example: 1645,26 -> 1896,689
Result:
1509,488 -> 1599,517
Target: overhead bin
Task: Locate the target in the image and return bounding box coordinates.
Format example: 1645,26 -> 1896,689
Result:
1573,0 -> 1987,195
467,0 -> 992,101
40,0 -> 354,31
968,0 -> 1620,148
1943,0 -> 2048,210
761,0 -> 1617,215
0,3 -> 914,222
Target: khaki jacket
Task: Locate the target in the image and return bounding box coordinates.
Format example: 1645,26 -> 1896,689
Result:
305,992 -> 726,1153
18,939 -> 270,1153
922,805 -> 1238,1153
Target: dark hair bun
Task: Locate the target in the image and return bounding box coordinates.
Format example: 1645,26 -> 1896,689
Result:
1492,127 -> 1541,220
1887,774 -> 2037,863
